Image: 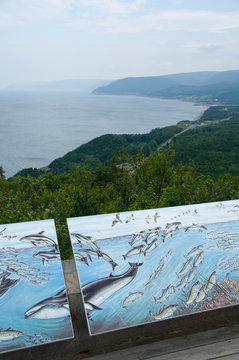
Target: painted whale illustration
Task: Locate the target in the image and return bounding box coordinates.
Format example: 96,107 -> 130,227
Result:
0,272 -> 20,298
24,288 -> 70,319
82,262 -> 143,313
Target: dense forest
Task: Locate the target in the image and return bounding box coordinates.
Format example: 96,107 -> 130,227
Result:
1,145 -> 239,260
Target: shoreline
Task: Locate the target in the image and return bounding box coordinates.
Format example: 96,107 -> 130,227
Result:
3,94 -> 209,178
93,92 -> 211,121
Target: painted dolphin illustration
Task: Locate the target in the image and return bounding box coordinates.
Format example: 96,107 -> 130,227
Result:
33,248 -> 60,264
71,233 -> 100,252
82,262 -> 143,314
0,272 -> 20,298
77,248 -> 118,270
122,245 -> 144,260
24,288 -> 70,319
20,231 -> 58,249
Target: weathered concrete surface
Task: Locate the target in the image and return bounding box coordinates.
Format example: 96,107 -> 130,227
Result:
87,324 -> 239,360
1,259 -> 239,360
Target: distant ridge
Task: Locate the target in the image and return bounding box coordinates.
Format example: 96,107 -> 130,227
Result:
4,79 -> 111,93
93,70 -> 239,104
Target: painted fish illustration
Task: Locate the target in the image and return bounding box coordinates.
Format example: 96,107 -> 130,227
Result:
0,328 -> 23,342
185,281 -> 201,305
82,262 -> 143,313
193,251 -> 204,266
122,291 -> 144,308
174,277 -> 187,291
25,288 -> 70,319
122,245 -> 144,260
204,271 -> 216,293
143,238 -> 158,256
144,272 -> 155,287
185,244 -> 205,259
185,267 -> 197,283
149,304 -> 178,320
153,261 -> 165,280
195,285 -> 206,303
129,231 -> 146,246
20,231 -> 58,249
154,285 -> 174,303
143,229 -> 160,244
176,257 -> 194,278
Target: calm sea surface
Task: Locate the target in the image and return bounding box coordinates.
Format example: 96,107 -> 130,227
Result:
0,92 -> 206,178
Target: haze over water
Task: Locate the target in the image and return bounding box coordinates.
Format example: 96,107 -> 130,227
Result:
0,92 -> 206,178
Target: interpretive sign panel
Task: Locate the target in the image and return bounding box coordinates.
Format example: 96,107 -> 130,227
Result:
0,219 -> 73,354
68,200 -> 239,336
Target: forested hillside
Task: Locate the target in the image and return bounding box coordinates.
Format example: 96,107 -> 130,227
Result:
1,147 -> 239,260
16,105 -> 239,179
93,70 -> 239,105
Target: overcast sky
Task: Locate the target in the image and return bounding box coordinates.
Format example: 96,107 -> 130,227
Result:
1,0 -> 239,88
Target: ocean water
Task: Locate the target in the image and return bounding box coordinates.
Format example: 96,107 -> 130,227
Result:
0,91 -> 206,178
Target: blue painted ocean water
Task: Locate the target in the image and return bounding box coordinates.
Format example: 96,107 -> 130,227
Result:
0,91 -> 206,177
73,220 -> 239,335
0,246 -> 73,354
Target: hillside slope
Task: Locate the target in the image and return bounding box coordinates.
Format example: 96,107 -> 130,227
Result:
15,106 -> 239,179
93,70 -> 239,105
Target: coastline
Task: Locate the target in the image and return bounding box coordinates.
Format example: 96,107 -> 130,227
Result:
1,92 -> 206,178
93,91 -> 210,121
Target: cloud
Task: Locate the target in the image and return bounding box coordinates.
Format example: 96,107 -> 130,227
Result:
0,0 -> 73,25
185,42 -> 223,53
67,9 -> 239,34
0,12 -> 23,26
1,1 -> 239,36
77,0 -> 146,15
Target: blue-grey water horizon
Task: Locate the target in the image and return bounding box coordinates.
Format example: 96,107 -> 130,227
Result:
0,91 -> 207,178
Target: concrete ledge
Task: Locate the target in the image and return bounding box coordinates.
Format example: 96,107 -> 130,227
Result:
87,324 -> 239,360
1,259 -> 239,360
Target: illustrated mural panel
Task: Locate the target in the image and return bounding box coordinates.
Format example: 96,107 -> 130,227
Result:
0,219 -> 74,354
67,200 -> 239,335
